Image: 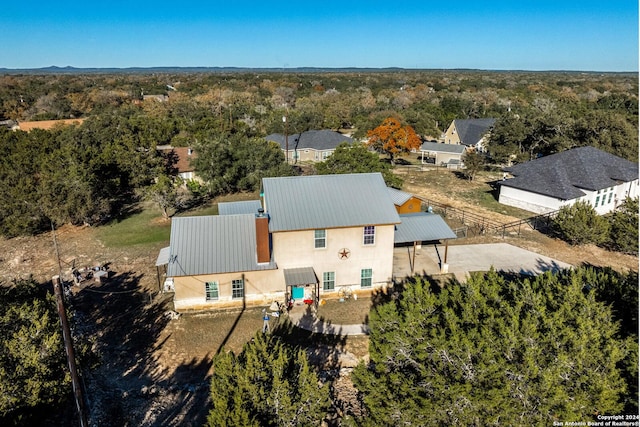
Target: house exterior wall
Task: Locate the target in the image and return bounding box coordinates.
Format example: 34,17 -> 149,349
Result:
272,225 -> 395,294
499,179 -> 639,214
421,151 -> 464,165
443,122 -> 461,145
396,197 -> 422,214
287,148 -> 334,162
173,269 -> 282,311
498,186 -> 567,214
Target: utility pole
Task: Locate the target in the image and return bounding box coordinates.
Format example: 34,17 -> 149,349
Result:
282,114 -> 288,163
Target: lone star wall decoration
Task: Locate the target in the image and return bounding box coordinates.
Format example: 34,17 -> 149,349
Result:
338,248 -> 351,259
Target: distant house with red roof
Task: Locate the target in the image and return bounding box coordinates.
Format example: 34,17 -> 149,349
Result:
156,145 -> 199,181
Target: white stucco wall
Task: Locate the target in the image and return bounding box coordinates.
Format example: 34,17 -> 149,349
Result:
272,224 -> 396,292
499,179 -> 639,214
173,269 -> 282,311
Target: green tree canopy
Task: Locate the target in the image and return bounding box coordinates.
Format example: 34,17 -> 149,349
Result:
193,134 -> 295,196
315,142 -> 403,189
350,267 -> 630,426
607,197 -> 639,255
208,332 -> 331,427
0,278 -> 70,425
553,200 -> 610,246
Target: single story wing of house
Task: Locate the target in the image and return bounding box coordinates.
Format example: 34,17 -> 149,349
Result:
160,173 -> 456,312
419,141 -> 466,166
498,146 -> 639,214
265,130 -> 354,162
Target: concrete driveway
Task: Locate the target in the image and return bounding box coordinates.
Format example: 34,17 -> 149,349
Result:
393,242 -> 573,282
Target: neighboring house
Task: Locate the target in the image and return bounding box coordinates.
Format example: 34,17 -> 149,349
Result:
162,173 -> 456,311
442,118 -> 496,152
15,118 -> 86,131
419,141 -> 466,168
265,130 -> 354,162
157,146 -> 198,181
498,146 -> 639,214
388,187 -> 422,214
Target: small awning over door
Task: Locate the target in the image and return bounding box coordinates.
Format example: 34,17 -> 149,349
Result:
283,267 -> 317,287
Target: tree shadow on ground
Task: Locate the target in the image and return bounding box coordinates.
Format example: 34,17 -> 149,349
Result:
70,271 -> 213,426
273,308 -> 350,370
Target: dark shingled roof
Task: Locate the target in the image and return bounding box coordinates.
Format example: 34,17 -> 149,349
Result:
500,146 -> 638,200
265,130 -> 353,151
454,118 -> 496,147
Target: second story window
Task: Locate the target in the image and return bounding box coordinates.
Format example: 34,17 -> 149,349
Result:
363,226 -> 375,245
315,229 -> 326,249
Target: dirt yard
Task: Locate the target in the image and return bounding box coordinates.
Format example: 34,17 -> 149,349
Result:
1,169 -> 636,426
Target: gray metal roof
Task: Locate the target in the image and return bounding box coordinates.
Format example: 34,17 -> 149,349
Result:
155,246 -> 170,266
218,200 -> 263,215
394,213 -> 457,244
283,267 -> 318,286
387,187 -> 413,206
263,173 -> 401,232
419,141 -> 466,154
266,130 -> 353,151
501,146 -> 639,200
167,214 -> 276,277
454,118 -> 496,146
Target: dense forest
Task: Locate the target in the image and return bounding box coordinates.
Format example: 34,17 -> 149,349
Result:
1,70 -> 637,237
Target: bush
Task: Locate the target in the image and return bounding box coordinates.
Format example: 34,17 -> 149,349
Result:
553,200 -> 610,245
607,197 -> 639,255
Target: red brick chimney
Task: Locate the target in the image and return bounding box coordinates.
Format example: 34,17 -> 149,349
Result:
255,208 -> 270,263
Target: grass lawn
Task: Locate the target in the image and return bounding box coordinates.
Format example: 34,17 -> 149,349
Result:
95,203 -> 171,248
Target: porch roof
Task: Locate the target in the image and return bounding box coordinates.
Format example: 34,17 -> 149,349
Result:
283,267 -> 318,287
394,213 -> 457,244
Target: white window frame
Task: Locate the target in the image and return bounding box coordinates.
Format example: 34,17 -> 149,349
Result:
232,279 -> 244,299
314,229 -> 326,249
205,281 -> 219,301
323,272 -> 335,291
361,269 -> 372,288
363,226 -> 375,245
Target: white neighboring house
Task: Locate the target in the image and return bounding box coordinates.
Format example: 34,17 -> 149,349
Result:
498,146 -> 639,214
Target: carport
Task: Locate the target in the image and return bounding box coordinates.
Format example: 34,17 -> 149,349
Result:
394,213 -> 457,274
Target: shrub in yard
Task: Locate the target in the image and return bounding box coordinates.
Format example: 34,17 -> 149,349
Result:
553,200 -> 610,245
607,197 -> 639,255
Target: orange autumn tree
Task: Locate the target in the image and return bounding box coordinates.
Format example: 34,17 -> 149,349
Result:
366,117 -> 421,165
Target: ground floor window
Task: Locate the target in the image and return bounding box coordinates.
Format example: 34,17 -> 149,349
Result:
232,279 -> 244,299
205,281 -> 219,301
361,269 -> 372,288
323,272 -> 335,291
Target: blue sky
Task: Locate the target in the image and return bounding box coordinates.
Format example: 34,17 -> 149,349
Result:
1,1 -> 637,71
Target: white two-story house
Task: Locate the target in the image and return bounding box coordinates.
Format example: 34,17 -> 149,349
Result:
166,173 -> 400,311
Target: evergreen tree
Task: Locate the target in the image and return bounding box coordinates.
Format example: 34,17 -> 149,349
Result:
208,332 -> 330,427
553,200 -> 610,245
350,268 -> 629,426
607,197 -> 639,255
315,142 -> 403,188
0,278 -> 70,424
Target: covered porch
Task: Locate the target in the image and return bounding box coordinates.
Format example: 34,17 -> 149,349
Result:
283,267 -> 319,309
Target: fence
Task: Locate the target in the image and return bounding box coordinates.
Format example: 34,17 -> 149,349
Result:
418,196 -> 559,239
